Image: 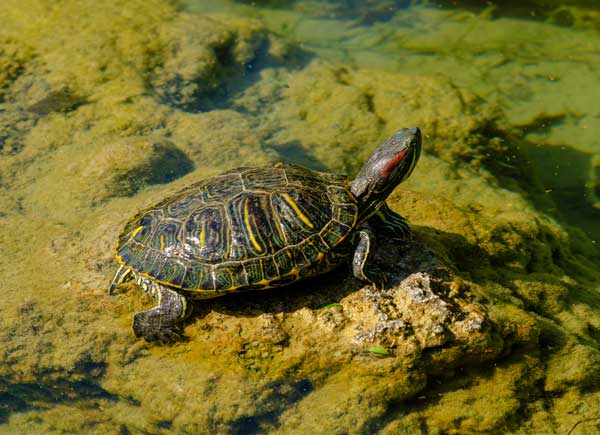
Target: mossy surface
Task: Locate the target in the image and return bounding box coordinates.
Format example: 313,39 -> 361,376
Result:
0,1 -> 599,434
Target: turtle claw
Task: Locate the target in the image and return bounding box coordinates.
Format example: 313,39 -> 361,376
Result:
367,268 -> 387,290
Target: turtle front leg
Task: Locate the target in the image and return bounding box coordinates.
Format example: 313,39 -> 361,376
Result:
133,283 -> 190,343
352,224 -> 386,288
370,202 -> 410,238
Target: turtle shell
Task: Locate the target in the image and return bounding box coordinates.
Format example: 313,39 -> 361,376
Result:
115,163 -> 358,296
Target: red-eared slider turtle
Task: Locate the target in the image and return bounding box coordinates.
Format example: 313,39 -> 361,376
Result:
110,128 -> 421,342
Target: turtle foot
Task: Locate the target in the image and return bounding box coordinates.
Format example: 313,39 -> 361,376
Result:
133,309 -> 186,343
131,283 -> 190,344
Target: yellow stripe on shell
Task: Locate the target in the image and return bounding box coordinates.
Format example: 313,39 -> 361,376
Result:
281,193 -> 314,229
199,221 -> 206,247
131,226 -> 144,239
244,199 -> 263,253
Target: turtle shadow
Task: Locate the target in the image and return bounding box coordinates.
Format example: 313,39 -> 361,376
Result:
190,267 -> 355,320
186,227 -> 461,322
185,219 -> 565,325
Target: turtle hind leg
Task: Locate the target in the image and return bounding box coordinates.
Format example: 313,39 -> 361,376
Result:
133,283 -> 190,343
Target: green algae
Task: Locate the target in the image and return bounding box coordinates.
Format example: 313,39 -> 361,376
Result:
0,0 -> 599,434
0,38 -> 32,102
367,346 -> 392,356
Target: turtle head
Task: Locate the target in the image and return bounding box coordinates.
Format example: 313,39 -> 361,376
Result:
350,127 -> 421,221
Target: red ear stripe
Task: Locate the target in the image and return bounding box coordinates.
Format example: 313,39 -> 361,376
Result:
381,149 -> 408,177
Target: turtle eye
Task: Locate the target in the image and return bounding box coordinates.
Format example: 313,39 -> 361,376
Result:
409,137 -> 419,148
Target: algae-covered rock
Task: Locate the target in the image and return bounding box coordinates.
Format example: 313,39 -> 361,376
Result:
169,109 -> 278,168
15,135 -> 193,221
265,59 -> 500,176
590,154 -> 600,209
152,13 -> 268,111
89,136 -> 195,199
544,343 -> 600,393
26,87 -> 88,116
0,106 -> 36,156
0,37 -> 32,101
100,236 -> 503,435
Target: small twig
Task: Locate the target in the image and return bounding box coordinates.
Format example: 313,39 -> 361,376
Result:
566,416 -> 600,435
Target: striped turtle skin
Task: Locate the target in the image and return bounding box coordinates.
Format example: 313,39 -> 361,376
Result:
114,163 -> 358,296
110,127 -> 421,343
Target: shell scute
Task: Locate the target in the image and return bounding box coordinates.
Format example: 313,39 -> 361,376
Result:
270,189 -> 330,244
335,203 -> 359,227
148,220 -> 182,254
273,249 -> 293,275
261,256 -> 279,281
161,257 -> 187,287
288,245 -> 309,268
243,260 -> 264,284
181,262 -> 210,290
242,167 -> 287,190
213,267 -> 234,291
206,173 -> 243,200
227,192 -> 285,259
183,206 -> 229,262
321,220 -> 352,248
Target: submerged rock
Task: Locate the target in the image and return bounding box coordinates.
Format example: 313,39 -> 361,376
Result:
99,136 -> 195,199
151,14 -> 268,112
11,135 -> 193,222
26,87 -> 88,115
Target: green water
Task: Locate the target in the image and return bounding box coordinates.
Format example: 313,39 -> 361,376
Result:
187,0 -> 600,241
0,1 -> 599,434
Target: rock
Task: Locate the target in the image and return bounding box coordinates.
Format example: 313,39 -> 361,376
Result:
20,135 -> 193,221
169,109 -> 279,169
344,241 -> 494,357
0,37 -> 32,101
0,107 -> 35,156
151,14 -> 267,111
26,87 -> 87,115
97,136 -> 195,199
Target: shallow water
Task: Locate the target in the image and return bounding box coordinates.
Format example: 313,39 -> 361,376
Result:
187,0 -> 600,239
1,1 -> 600,434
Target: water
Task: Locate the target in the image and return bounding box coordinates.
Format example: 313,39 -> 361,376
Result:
0,1 -> 599,434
